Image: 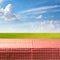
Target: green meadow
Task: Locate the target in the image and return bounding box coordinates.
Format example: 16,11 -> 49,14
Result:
0,33 -> 60,38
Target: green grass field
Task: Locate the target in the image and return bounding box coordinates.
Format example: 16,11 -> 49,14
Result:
0,33 -> 60,38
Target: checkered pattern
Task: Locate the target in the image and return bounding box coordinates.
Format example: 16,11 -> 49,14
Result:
32,48 -> 60,60
0,48 -> 60,60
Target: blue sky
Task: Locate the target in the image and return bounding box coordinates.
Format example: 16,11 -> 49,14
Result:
0,0 -> 60,32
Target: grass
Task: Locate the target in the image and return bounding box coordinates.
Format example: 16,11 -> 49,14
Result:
0,33 -> 60,38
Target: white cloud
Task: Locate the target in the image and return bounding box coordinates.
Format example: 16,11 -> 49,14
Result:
21,5 -> 60,13
18,5 -> 60,20
0,4 -> 19,21
39,21 -> 55,30
18,20 -> 60,32
0,20 -> 60,32
4,4 -> 12,13
35,15 -> 42,19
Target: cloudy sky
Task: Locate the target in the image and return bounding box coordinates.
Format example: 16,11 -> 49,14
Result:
0,0 -> 60,32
